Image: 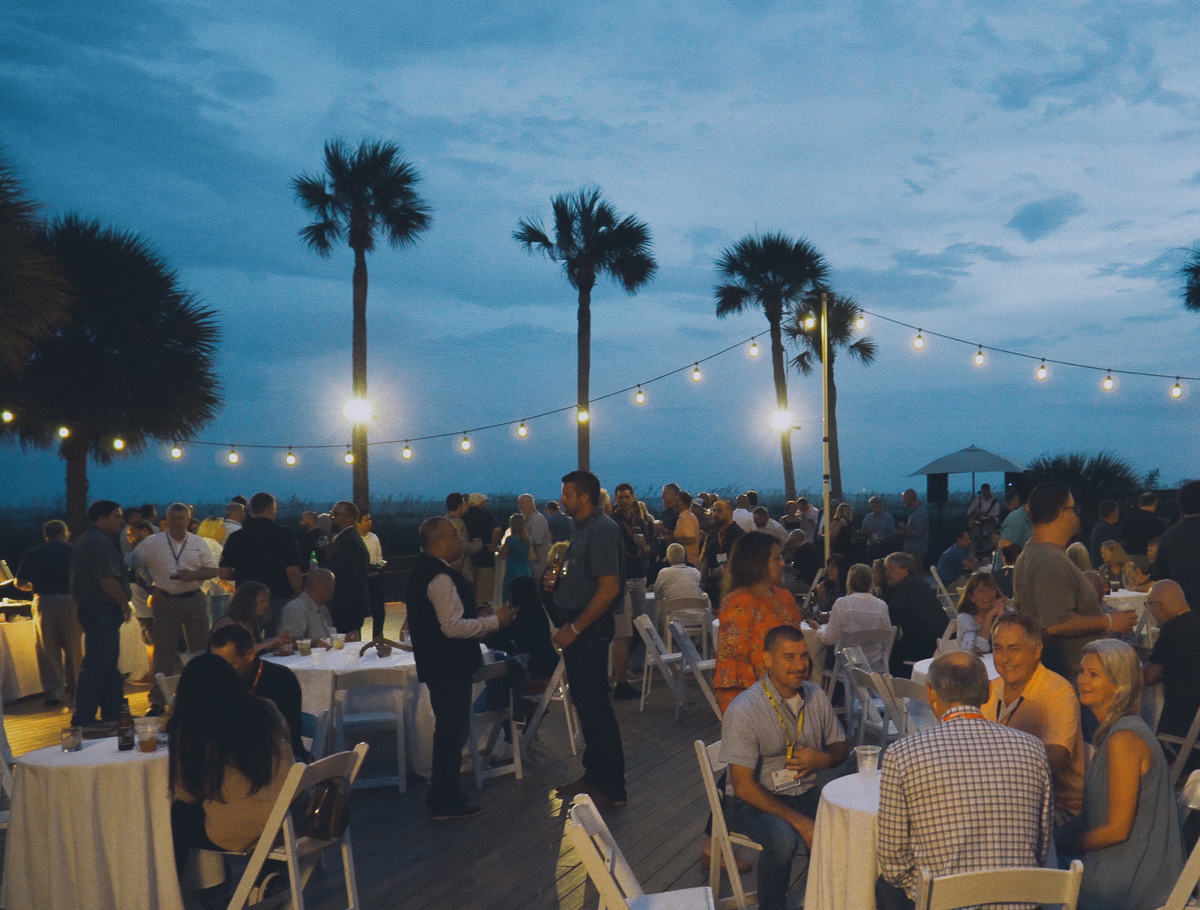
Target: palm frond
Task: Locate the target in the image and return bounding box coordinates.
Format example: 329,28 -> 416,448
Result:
1182,247 -> 1200,312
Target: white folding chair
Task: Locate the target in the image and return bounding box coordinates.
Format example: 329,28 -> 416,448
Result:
154,672 -> 181,708
332,668 -> 406,792
1166,771 -> 1200,910
886,674 -> 937,735
225,743 -> 369,910
518,656 -> 582,757
850,668 -> 901,746
916,860 -> 1083,910
635,614 -> 681,711
670,619 -> 722,722
1159,703 -> 1200,789
694,740 -> 762,910
661,596 -> 714,658
929,567 -> 958,615
469,659 -> 523,789
567,794 -> 716,910
826,628 -> 897,726
936,617 -> 959,654
800,568 -> 825,615
301,710 -> 332,761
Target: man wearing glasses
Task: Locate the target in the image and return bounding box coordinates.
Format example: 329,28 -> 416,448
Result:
1012,482 -> 1136,683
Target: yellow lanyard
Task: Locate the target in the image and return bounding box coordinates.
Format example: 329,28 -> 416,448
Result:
762,680 -> 804,759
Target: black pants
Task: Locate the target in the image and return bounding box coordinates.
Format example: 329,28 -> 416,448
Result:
561,613 -> 626,801
426,675 -> 474,812
367,573 -> 386,641
72,600 -> 124,726
171,799 -> 221,875
875,875 -> 915,910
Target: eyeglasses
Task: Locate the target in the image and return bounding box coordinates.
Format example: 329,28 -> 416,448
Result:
1062,505 -> 1082,515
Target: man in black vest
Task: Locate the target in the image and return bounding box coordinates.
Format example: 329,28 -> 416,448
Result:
407,517 -> 514,819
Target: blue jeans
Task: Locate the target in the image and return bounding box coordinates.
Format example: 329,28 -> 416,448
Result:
724,789 -> 820,910
72,600 -> 125,725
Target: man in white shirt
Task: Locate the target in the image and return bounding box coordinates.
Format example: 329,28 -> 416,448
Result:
752,507 -> 791,546
653,543 -> 704,602
279,568 -> 337,646
732,494 -> 756,533
135,503 -> 219,715
518,493 -> 552,582
222,501 -> 245,540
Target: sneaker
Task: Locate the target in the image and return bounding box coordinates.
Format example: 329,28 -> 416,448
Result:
431,803 -> 482,820
612,682 -> 639,701
587,792 -> 628,809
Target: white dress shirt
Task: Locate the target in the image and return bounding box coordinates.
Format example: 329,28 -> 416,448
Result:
428,564 -> 500,639
134,531 -> 217,595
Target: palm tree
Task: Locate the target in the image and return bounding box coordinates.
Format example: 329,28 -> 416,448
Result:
0,154 -> 69,376
715,233 -> 827,500
514,187 -> 656,470
1182,247 -> 1200,312
293,139 -> 432,511
0,216 -> 221,533
1025,452 -> 1140,529
783,290 -> 876,501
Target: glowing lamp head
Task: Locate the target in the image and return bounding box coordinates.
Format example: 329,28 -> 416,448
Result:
342,397 -> 373,423
577,408 -> 589,424
913,332 -> 925,350
635,386 -> 645,404
112,438 -> 125,451
1036,362 -> 1047,381
854,315 -> 866,330
769,409 -> 794,432
1,410 -> 12,423
343,449 -> 354,465
517,422 -> 528,437
1171,380 -> 1183,399
803,314 -> 816,330
227,449 -> 239,465
460,434 -> 471,452
401,443 -> 413,459
691,363 -> 702,382
170,445 -> 183,459
285,450 -> 297,466
974,348 -> 985,366
749,339 -> 759,358
57,426 -> 70,438
1102,373 -> 1115,392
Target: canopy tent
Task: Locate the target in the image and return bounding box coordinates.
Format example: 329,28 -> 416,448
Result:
910,445 -> 1025,502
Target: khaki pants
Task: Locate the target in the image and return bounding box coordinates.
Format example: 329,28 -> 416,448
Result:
149,593 -> 210,708
34,594 -> 83,701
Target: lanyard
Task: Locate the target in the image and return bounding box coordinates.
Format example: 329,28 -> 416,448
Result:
166,533 -> 187,568
762,680 -> 805,759
994,695 -> 1024,726
250,658 -> 265,693
941,706 -> 986,722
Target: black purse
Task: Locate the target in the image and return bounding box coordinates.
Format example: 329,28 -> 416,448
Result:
295,777 -> 352,840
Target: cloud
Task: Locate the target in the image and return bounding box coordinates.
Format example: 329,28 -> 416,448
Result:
1006,194 -> 1084,242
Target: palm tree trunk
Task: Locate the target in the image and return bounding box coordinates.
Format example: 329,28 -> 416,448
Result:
351,246 -> 369,513
769,315 -> 797,501
63,437 -> 89,537
576,278 -> 594,472
828,368 -> 843,502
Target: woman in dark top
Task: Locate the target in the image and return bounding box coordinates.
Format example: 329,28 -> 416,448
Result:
212,580 -> 273,649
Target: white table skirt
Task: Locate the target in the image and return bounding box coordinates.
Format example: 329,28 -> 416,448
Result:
264,648 -> 435,778
1,738 -> 181,910
910,653 -> 998,687
1103,589 -> 1148,618
0,620 -> 42,704
804,772 -> 882,910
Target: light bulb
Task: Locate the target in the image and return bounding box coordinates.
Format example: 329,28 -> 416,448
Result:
517,422 -> 528,437
1036,361 -> 1047,381
913,332 -> 925,350
577,408 -> 589,424
58,426 -> 70,438
770,409 -> 793,432
342,397 -> 373,423
1,410 -> 12,423
974,348 -> 985,366
285,450 -> 297,466
854,315 -> 866,330
692,363 -> 702,382
635,386 -> 645,404
343,449 -> 354,464
749,339 -> 759,358
1102,373 -> 1114,392
227,449 -> 239,464
460,434 -> 471,452
170,445 -> 183,459
401,442 -> 413,459
803,314 -> 816,330
1171,379 -> 1183,399
112,438 -> 125,451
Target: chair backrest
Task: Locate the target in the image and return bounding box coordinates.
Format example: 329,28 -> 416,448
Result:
472,657 -> 524,684
838,627 -> 896,674
566,795 -> 643,910
662,596 -> 711,614
635,613 -> 675,659
332,666 -> 405,693
301,710 -> 332,761
917,860 -> 1083,910
801,568 -> 826,614
937,617 -> 959,653
1159,702 -> 1200,788
670,619 -> 722,720
888,676 -> 930,704
155,672 -> 181,704
929,567 -> 957,614
850,667 -> 888,731
1165,794 -> 1200,910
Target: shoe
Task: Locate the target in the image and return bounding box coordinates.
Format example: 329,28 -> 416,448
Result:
700,850 -> 753,874
430,803 -> 482,820
129,672 -> 154,686
145,705 -> 166,717
555,777 -> 593,799
588,792 -> 628,809
80,722 -> 116,738
44,696 -> 62,707
612,682 -> 639,701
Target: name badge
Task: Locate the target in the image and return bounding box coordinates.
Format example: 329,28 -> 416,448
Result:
772,769 -> 803,793
717,553 -> 728,565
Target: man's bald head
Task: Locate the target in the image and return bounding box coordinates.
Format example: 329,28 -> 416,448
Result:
420,516 -> 463,564
1148,579 -> 1190,626
305,568 -> 335,604
927,650 -> 990,713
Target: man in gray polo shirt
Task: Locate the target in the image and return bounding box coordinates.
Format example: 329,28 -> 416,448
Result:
720,625 -> 848,910
550,469 -> 628,808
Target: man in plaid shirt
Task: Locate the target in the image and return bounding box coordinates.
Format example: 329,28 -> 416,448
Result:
876,651 -> 1053,910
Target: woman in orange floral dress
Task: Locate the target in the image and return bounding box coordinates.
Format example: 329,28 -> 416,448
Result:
714,530 -> 805,712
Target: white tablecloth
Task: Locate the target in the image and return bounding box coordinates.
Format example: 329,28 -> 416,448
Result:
804,772 -> 881,910
0,620 -> 41,704
1,738 -> 181,910
910,653 -> 998,687
1103,589 -> 1148,618
264,647 -> 435,778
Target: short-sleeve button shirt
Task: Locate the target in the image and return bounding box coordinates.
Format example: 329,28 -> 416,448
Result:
554,510 -> 624,618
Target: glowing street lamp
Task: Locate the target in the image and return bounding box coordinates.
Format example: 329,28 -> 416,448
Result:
769,409 -> 797,432
342,397 -> 373,423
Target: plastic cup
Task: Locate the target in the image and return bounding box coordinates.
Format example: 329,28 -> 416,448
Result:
135,717 -> 159,752
332,634 -> 345,650
61,726 -> 83,752
297,639 -> 312,656
855,745 -> 881,778
311,648 -> 326,665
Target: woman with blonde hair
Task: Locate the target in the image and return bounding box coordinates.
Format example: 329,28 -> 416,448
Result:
1098,540 -> 1137,591
1059,639 -> 1183,910
1065,541 -> 1092,575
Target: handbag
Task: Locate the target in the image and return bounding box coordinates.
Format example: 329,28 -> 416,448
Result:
295,776 -> 352,840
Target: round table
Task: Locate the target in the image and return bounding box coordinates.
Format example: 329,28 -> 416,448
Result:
1103,589 -> 1148,619
1,737 -> 182,910
803,771 -> 882,910
910,653 -> 998,687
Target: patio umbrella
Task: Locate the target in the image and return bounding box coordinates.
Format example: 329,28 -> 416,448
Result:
910,445 -> 1025,499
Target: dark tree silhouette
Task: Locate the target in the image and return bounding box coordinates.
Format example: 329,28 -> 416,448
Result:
1182,247 -> 1200,312
294,139 -> 432,511
0,216 -> 221,532
1024,452 -> 1140,529
515,187 -> 656,471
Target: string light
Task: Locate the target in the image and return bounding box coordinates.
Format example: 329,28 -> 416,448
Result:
577,408 -> 589,424
913,331 -> 925,350
749,338 -> 759,358
854,315 -> 866,330
1171,379 -> 1183,399
803,313 -> 816,330
170,445 -> 183,459
227,448 -> 239,464
1,410 -> 12,423
635,385 -> 645,404
57,426 -> 69,438
285,449 -> 297,466
517,422 -> 528,438
343,448 -> 354,464
112,438 -> 125,451
1036,361 -> 1047,381
401,442 -> 413,459
460,434 -> 471,452
974,347 -> 985,367
692,363 -> 702,382
1102,372 -> 1115,392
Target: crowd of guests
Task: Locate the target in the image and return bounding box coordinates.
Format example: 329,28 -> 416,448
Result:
8,475 -> 1200,910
